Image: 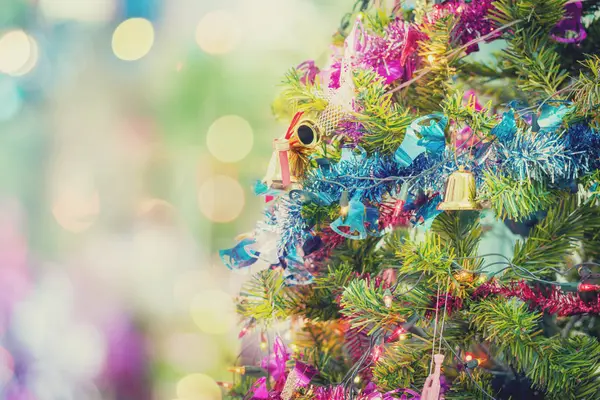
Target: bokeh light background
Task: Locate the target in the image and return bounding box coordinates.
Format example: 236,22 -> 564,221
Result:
0,0 -> 353,398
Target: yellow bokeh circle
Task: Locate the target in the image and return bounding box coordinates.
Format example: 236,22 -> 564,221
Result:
189,290 -> 236,335
206,115 -> 253,163
195,10 -> 240,55
112,18 -> 154,61
198,175 -> 244,223
176,373 -> 221,400
0,30 -> 39,76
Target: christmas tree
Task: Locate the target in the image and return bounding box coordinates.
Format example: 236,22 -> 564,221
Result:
219,0 -> 600,399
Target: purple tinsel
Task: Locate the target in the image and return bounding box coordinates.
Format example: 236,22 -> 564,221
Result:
564,124 -> 600,173
337,119 -> 365,141
297,60 -> 320,85
326,20 -> 425,88
427,0 -> 497,54
360,20 -> 425,84
312,383 -> 421,400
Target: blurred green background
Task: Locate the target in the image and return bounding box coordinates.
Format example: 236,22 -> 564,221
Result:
0,0 -> 353,399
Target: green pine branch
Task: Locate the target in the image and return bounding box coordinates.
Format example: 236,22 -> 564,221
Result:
301,203 -> 339,229
295,321 -> 348,385
332,236 -> 389,276
300,286 -> 343,321
340,278 -> 426,334
373,341 -> 429,391
431,211 -> 482,271
353,68 -> 412,154
237,269 -> 295,322
489,0 -> 569,101
489,0 -> 567,32
408,15 -> 458,112
512,196 -> 600,276
445,369 -> 496,400
470,298 -> 541,348
480,171 -> 558,221
279,68 -> 328,114
313,263 -> 355,292
397,232 -> 456,282
441,91 -> 497,138
535,336 -> 600,399
470,298 -> 600,398
456,58 -> 506,79
570,55 -> 600,127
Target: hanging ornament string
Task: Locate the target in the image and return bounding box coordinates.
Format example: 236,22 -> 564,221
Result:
421,277 -> 452,400
429,279 -> 442,375
438,277 -> 452,355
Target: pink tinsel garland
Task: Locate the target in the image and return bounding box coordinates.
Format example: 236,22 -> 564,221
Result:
473,280 -> 600,316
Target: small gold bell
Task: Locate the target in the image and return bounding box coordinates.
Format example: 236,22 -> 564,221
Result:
437,166 -> 481,211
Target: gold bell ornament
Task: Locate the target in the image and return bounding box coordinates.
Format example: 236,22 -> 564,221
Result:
263,112 -> 321,191
437,166 -> 481,211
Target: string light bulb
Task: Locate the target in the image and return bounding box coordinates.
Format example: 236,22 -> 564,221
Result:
372,345 -> 383,362
392,185 -> 408,223
217,381 -> 234,390
228,366 -> 246,375
260,332 -> 268,350
227,366 -> 266,376
339,190 -> 350,220
427,54 -> 435,64
454,270 -> 474,283
578,283 -> 600,292
238,317 -> 255,338
464,352 -> 485,369
386,327 -> 409,343
383,289 -> 393,308
238,326 -> 250,338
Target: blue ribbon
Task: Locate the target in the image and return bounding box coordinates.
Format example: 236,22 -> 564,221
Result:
538,102 -> 571,132
282,248 -> 314,286
394,128 -> 425,167
394,113 -> 447,167
490,110 -> 517,143
339,144 -> 367,164
219,237 -> 260,270
413,113 -> 447,153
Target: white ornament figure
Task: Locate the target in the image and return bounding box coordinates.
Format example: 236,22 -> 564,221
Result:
421,353 -> 445,400
317,17 -> 366,135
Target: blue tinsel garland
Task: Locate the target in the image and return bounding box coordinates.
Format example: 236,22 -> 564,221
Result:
221,104 -> 600,284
